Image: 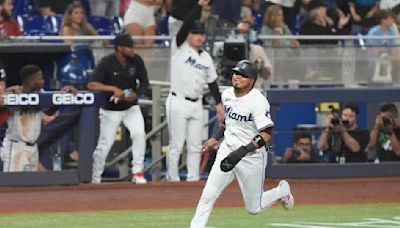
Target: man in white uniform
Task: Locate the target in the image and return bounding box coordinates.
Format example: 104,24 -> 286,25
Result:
1,65 -> 58,172
190,60 -> 294,228
166,0 -> 224,182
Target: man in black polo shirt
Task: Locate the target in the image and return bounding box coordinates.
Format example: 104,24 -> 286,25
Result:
88,33 -> 149,184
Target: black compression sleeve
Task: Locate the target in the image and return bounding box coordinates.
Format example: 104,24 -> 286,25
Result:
208,80 -> 222,104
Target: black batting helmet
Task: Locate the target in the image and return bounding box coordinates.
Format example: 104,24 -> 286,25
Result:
232,60 -> 258,79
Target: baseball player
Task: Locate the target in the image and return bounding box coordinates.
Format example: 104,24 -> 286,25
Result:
88,33 -> 149,184
166,0 -> 224,182
190,60 -> 294,228
1,65 -> 58,172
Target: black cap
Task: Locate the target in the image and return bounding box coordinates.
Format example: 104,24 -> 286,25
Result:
232,60 -> 258,79
114,34 -> 134,48
189,20 -> 205,34
308,0 -> 326,10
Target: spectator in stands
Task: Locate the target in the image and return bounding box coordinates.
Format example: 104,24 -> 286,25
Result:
349,0 -> 379,34
89,0 -> 119,17
317,103 -> 370,163
0,65 -> 59,172
168,0 -> 199,37
0,0 -> 22,39
124,0 -> 156,46
283,132 -> 323,163
299,0 -> 350,45
236,21 -> 272,92
366,10 -> 396,47
264,0 -> 299,33
366,10 -> 396,83
368,103 -> 400,162
211,0 -> 242,30
241,0 -> 254,25
88,34 -> 149,184
33,0 -> 75,16
261,4 -> 299,47
60,2 -> 98,44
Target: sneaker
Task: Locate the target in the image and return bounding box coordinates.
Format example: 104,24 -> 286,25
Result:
132,172 -> 147,184
278,180 -> 294,210
91,177 -> 101,184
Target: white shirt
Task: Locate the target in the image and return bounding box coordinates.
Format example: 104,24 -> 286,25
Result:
266,0 -> 296,8
170,40 -> 218,99
380,0 -> 400,9
221,88 -> 274,151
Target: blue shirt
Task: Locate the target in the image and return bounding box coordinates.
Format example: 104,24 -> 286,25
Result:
366,25 -> 396,46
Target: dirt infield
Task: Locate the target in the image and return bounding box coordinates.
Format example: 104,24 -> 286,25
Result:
0,177 -> 399,214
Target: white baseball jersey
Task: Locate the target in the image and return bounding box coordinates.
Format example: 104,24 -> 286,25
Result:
1,110 -> 43,172
221,87 -> 274,152
170,40 -> 218,99
5,110 -> 43,144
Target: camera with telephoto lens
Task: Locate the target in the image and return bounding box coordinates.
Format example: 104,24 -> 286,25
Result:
291,148 -> 301,160
328,105 -> 349,127
383,116 -> 392,127
329,105 -> 341,126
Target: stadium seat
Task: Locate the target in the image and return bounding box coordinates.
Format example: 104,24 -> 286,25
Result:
87,15 -> 115,35
252,13 -> 263,34
111,16 -> 124,34
17,15 -> 59,36
12,0 -> 32,17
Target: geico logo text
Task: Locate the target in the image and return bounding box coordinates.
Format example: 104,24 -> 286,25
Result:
52,93 -> 95,105
4,93 -> 40,105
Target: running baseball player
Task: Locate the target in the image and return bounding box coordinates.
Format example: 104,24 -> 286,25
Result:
166,0 -> 224,182
190,60 -> 294,228
1,65 -> 58,172
88,33 -> 149,184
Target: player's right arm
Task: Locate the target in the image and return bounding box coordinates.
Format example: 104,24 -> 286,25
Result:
175,0 -> 209,47
202,121 -> 225,153
87,57 -> 124,98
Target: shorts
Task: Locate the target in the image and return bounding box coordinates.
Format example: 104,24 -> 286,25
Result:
123,0 -> 155,27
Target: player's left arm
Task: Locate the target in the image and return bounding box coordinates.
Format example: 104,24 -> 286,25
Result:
220,126 -> 273,172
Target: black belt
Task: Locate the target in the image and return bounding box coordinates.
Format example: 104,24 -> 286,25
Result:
10,139 -> 35,147
171,92 -> 199,102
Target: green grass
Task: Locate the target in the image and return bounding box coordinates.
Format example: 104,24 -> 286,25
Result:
0,204 -> 399,228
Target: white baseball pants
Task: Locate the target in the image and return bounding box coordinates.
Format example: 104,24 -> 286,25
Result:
166,94 -> 204,181
92,105 -> 146,183
190,143 -> 286,228
1,138 -> 39,172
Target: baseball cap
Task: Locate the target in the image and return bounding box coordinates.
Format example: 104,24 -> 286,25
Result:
189,20 -> 205,34
308,0 -> 326,10
114,34 -> 134,48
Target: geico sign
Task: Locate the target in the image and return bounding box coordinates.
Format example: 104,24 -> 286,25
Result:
52,93 -> 94,105
4,93 -> 40,105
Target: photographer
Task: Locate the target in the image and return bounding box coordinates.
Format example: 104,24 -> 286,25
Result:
283,132 -> 323,163
368,103 -> 400,162
234,21 -> 272,92
317,103 -> 370,163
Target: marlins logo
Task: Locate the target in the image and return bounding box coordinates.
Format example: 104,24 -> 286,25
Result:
185,57 -> 209,70
224,106 -> 253,122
